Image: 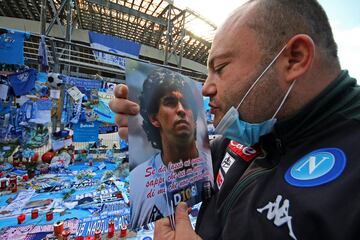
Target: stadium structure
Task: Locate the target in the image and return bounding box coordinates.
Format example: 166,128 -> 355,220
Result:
0,0 -> 216,83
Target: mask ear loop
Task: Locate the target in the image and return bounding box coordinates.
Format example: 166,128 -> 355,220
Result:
236,45 -> 288,111
271,79 -> 297,119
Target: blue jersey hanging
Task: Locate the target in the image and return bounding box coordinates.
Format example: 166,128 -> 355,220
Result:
8,68 -> 37,96
0,28 -> 30,65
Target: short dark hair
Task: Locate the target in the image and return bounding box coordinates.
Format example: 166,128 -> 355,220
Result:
246,0 -> 339,66
139,68 -> 198,150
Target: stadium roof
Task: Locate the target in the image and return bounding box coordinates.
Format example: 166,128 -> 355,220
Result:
0,0 -> 216,65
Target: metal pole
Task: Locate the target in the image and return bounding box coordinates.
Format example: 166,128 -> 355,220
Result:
65,0 -> 72,74
59,0 -> 73,130
40,0 -> 47,35
164,4 -> 172,65
46,0 -> 67,36
50,38 -> 60,72
178,11 -> 185,68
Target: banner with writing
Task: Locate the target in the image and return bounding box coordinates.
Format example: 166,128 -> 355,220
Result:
62,75 -> 102,98
73,121 -> 100,142
77,212 -> 129,236
89,31 -> 141,70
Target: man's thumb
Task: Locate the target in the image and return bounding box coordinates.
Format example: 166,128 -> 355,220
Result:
175,202 -> 192,228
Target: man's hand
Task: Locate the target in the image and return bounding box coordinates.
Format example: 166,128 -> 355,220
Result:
109,84 -> 140,139
154,202 -> 202,240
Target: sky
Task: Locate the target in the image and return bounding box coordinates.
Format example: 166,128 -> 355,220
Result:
174,0 -> 360,80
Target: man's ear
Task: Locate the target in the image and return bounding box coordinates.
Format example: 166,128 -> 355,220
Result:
149,114 -> 161,128
282,34 -> 315,83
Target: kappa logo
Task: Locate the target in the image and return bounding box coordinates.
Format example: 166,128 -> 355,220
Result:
285,148 -> 346,187
216,170 -> 224,190
257,195 -> 297,240
221,153 -> 235,174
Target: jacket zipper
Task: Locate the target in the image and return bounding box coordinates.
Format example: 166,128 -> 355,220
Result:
221,168 -> 272,222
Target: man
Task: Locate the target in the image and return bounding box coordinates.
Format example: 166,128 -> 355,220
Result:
110,0 -> 360,239
128,68 -> 212,230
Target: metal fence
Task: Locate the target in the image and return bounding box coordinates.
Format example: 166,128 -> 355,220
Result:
23,33 -> 207,83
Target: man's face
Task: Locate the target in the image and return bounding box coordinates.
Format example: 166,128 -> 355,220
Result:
150,90 -> 196,142
203,4 -> 284,126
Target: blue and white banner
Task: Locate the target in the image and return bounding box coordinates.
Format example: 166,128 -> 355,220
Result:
0,189 -> 35,215
63,75 -> 102,89
89,31 -> 141,70
62,75 -> 102,98
73,121 -> 100,142
77,212 -> 129,236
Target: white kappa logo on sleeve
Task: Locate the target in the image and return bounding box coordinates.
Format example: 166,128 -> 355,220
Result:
257,195 -> 297,240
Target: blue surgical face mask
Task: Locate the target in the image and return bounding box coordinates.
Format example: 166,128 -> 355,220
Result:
215,45 -> 296,146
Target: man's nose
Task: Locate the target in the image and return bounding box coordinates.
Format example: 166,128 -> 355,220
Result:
176,101 -> 186,118
202,74 -> 216,97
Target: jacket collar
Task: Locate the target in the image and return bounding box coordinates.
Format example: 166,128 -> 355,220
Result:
266,70 -> 359,151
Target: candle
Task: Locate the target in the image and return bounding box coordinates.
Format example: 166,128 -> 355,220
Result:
17,214 -> 26,224
31,209 -> 38,219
